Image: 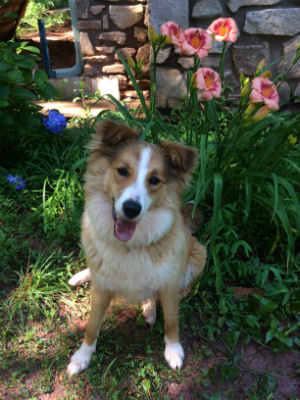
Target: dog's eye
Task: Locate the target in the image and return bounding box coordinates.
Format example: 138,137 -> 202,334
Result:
149,176 -> 160,185
117,167 -> 129,177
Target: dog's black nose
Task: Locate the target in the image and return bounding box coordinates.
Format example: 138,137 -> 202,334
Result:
123,199 -> 142,219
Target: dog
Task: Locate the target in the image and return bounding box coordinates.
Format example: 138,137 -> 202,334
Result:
67,120 -> 207,376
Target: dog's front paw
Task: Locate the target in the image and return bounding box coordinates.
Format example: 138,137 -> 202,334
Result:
68,268 -> 90,286
67,341 -> 95,376
164,341 -> 184,370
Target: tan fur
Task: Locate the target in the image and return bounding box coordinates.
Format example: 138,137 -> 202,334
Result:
67,120 -> 207,374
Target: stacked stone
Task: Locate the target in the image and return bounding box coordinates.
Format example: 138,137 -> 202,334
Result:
76,0 -> 300,107
148,0 -> 300,108
76,0 -> 149,93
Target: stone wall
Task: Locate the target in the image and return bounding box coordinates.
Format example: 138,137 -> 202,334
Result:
76,0 -> 149,96
148,0 -> 300,107
76,0 -> 300,107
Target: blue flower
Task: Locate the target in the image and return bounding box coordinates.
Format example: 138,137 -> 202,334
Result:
43,110 -> 67,134
6,174 -> 26,190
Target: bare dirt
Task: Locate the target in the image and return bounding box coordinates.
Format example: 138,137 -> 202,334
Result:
1,293 -> 300,400
19,21 -> 76,70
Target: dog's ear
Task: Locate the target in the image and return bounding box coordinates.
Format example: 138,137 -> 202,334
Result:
160,141 -> 198,174
89,120 -> 140,151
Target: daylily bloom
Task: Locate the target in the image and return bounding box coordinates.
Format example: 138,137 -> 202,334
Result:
161,21 -> 185,48
181,28 -> 212,59
250,77 -> 279,110
207,18 -> 239,43
195,68 -> 222,101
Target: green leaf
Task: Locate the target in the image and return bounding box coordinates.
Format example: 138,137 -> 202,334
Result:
140,121 -> 154,141
23,46 -> 40,54
35,82 -> 57,100
34,69 -> 48,86
7,69 -> 24,84
0,83 -> 10,99
259,298 -> 278,317
0,63 -> 10,73
1,12 -> 18,18
11,86 -> 36,100
0,99 -> 10,108
221,365 -> 240,382
141,378 -> 151,394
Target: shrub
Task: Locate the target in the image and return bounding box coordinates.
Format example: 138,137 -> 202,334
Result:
0,41 -> 56,164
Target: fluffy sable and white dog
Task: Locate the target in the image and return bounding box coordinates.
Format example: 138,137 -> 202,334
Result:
67,120 -> 207,376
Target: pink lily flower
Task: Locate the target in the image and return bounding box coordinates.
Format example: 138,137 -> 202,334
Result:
161,21 -> 185,48
195,68 -> 222,101
250,77 -> 279,110
181,28 -> 212,59
207,18 -> 239,43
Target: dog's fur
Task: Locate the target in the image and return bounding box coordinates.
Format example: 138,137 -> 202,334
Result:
67,120 -> 207,376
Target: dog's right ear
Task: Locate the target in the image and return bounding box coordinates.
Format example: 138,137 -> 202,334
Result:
89,120 -> 140,152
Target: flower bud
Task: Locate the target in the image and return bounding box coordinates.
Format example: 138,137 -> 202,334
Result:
240,84 -> 250,99
261,70 -> 272,79
255,59 -> 266,76
126,56 -> 136,69
252,105 -> 270,123
244,103 -> 255,119
287,134 -> 297,146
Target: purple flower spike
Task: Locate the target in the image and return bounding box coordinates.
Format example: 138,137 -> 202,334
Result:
6,174 -> 26,190
43,110 -> 67,134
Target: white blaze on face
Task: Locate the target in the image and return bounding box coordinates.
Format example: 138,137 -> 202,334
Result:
115,147 -> 152,219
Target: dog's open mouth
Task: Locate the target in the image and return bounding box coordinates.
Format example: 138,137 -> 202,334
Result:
115,217 -> 139,242
112,198 -> 139,242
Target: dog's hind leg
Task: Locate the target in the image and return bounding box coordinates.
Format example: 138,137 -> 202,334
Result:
179,237 -> 207,299
68,268 -> 91,286
142,298 -> 156,326
67,285 -> 114,376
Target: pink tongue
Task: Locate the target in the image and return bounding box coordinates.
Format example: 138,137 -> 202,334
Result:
115,217 -> 139,242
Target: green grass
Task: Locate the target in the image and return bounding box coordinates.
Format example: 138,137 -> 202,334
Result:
1,106 -> 300,398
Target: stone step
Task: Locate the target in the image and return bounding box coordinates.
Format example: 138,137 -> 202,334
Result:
33,99 -> 148,119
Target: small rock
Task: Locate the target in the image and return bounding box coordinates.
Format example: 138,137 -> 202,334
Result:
102,64 -> 126,74
90,5 -> 105,15
244,8 -> 300,36
115,47 -> 137,60
99,31 -> 127,45
134,26 -> 148,43
228,0 -> 282,13
80,32 -> 95,56
192,0 -> 223,20
109,5 -> 144,30
103,15 -> 109,30
78,21 -> 102,30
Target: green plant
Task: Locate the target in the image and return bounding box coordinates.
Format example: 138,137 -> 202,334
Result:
0,41 -> 56,164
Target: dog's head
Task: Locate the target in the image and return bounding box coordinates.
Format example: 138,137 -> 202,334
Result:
86,120 -> 198,243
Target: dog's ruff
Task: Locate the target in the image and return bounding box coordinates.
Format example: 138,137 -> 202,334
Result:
67,120 -> 207,375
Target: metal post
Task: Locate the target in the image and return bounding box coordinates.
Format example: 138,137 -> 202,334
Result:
38,18 -> 57,79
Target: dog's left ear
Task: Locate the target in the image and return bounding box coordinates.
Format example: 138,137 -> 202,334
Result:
89,120 -> 140,152
160,141 -> 198,174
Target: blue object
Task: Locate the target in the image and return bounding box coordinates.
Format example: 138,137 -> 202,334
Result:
6,174 -> 26,190
38,18 -> 57,79
43,110 -> 67,134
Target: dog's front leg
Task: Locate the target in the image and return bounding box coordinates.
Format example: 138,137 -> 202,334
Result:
67,286 -> 114,376
159,286 -> 184,370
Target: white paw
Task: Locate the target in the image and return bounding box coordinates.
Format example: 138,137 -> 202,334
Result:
68,268 -> 90,286
164,341 -> 184,370
67,341 -> 95,376
142,299 -> 156,326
